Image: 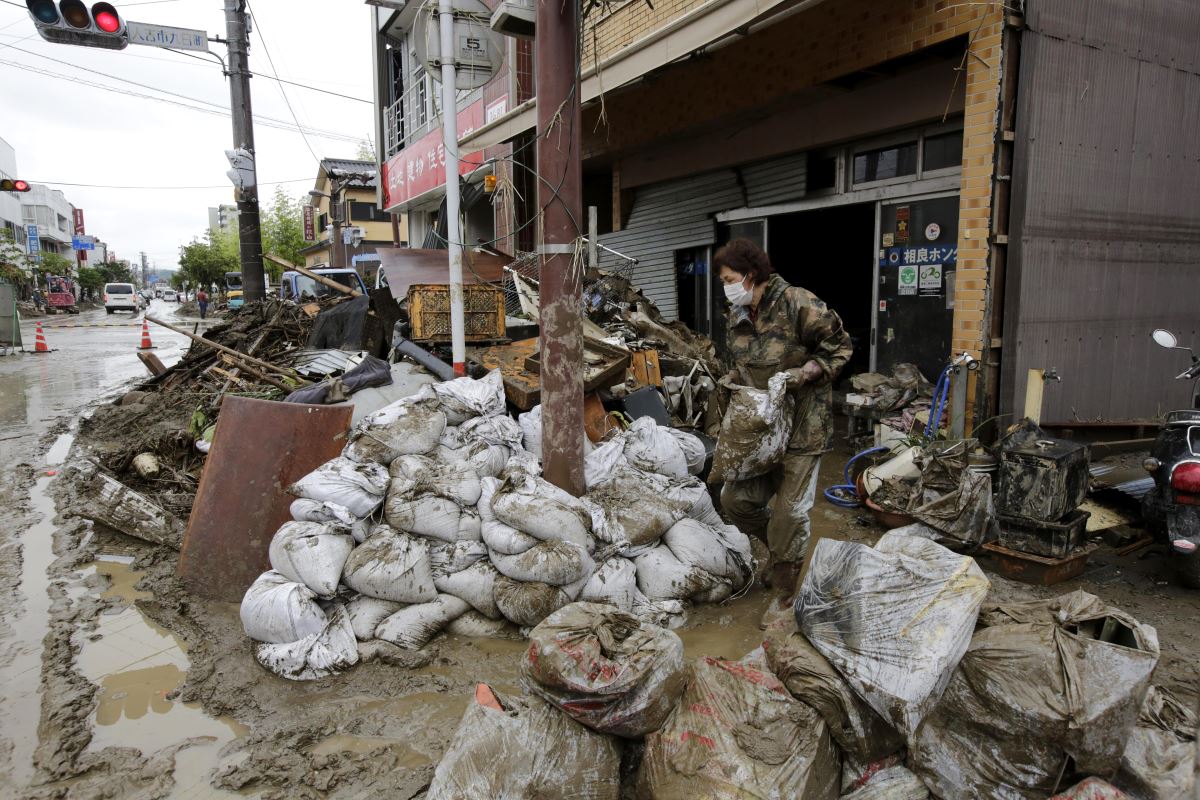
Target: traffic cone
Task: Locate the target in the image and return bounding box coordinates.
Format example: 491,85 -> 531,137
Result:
33,321 -> 51,354
137,318 -> 156,350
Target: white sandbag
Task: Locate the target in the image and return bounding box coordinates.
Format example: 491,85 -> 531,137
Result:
622,417 -> 689,479
492,473 -> 591,547
434,560 -> 501,619
466,442 -> 512,478
428,540 -> 490,577
691,580 -> 734,604
289,498 -> 371,543
631,594 -> 687,629
680,482 -> 727,528
240,570 -> 328,644
431,369 -> 506,423
267,521 -> 355,598
668,428 -> 707,476
580,557 -> 640,612
345,595 -> 404,641
634,545 -> 721,602
709,372 -> 794,482
661,518 -> 754,587
585,468 -> 691,548
494,575 -> 574,627
289,456 -> 390,518
385,492 -> 482,543
482,520 -> 539,555
341,526 -> 438,603
460,414 -> 524,448
445,610 -> 523,639
254,605 -> 359,681
490,540 -> 591,586
502,448 -> 542,479
797,532 -> 990,741
584,438 -> 630,489
518,404 -> 594,464
342,393 -> 447,464
375,593 -> 471,649
390,454 -> 482,507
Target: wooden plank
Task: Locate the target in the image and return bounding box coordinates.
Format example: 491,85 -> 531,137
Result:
470,338 -> 541,411
630,349 -> 663,387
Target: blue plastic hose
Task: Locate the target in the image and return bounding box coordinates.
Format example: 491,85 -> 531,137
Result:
823,446 -> 891,508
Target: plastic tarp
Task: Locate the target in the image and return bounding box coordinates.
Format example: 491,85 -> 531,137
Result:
427,684 -> 621,800
522,602 -> 686,737
1115,686 -> 1196,800
910,591 -> 1160,800
796,532 -> 989,741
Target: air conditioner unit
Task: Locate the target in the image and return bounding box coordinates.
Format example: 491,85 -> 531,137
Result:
490,0 -> 534,39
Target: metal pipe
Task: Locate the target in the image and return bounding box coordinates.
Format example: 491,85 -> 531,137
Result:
438,0 -> 467,377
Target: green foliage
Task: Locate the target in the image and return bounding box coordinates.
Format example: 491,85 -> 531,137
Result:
355,139 -> 375,162
0,228 -> 31,284
179,229 -> 238,292
76,266 -> 106,294
261,186 -> 305,280
99,260 -> 134,284
39,251 -> 74,276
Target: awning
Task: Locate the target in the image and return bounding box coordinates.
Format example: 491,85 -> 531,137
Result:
376,247 -> 511,301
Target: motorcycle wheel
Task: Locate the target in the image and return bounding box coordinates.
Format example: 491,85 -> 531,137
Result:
1177,556 -> 1200,590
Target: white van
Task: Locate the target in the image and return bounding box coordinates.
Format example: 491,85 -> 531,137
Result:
103,283 -> 143,314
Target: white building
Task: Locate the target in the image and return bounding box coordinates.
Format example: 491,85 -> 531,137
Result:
207,204 -> 239,235
21,184 -> 74,256
0,136 -> 24,250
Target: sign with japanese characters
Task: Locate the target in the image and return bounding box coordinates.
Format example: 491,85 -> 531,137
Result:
918,263 -> 943,296
880,245 -> 958,268
303,205 -> 315,242
898,265 -> 918,295
127,21 -> 209,52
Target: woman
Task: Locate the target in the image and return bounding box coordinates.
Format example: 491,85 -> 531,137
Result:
714,238 -> 853,596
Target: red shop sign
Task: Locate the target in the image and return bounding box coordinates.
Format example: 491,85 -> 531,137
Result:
382,97 -> 496,208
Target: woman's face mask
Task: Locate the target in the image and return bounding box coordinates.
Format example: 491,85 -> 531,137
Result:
723,275 -> 754,307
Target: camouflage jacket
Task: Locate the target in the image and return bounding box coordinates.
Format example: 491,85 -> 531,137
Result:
725,275 -> 854,454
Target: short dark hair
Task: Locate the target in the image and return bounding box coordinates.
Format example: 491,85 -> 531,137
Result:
713,238 -> 773,284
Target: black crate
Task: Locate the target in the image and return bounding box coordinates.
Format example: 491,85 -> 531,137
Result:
997,438 -> 1090,523
996,509 -> 1091,559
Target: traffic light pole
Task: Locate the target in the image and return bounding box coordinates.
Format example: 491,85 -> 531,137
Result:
224,0 -> 266,303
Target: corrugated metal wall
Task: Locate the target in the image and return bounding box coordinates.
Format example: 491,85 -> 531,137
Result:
742,152 -> 808,207
1002,0 -> 1200,422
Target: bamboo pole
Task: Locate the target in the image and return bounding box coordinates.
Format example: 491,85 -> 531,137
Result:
264,253 -> 362,297
144,315 -> 308,384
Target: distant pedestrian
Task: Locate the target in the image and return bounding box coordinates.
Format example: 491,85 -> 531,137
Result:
32,287 -> 44,311
197,289 -> 209,319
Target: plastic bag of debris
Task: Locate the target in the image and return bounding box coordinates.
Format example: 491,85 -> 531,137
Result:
267,521 -> 355,598
841,765 -> 929,800
1049,778 -> 1130,799
762,630 -> 903,764
342,393 -> 448,465
431,369 -> 507,424
1115,686 -> 1196,800
288,498 -> 371,543
910,590 -> 1160,800
637,653 -> 841,800
580,557 -> 640,612
375,593 -> 471,649
585,468 -> 693,549
427,683 -> 621,800
254,605 -> 359,681
240,570 -> 328,644
434,560 -> 502,619
341,525 -> 438,603
796,532 -> 989,741
709,373 -> 794,483
491,472 -> 592,549
523,602 -> 686,738
289,456 -> 390,518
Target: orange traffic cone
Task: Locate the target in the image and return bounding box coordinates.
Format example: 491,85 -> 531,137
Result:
137,318 -> 156,350
33,321 -> 51,354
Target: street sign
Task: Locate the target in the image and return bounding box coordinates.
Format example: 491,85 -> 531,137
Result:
416,0 -> 504,91
73,208 -> 85,235
26,224 -> 41,262
72,236 -> 95,251
126,21 -> 209,52
303,205 -> 315,242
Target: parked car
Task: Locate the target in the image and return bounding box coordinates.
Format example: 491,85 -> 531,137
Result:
162,289 -> 178,302
103,283 -> 143,314
279,269 -> 367,301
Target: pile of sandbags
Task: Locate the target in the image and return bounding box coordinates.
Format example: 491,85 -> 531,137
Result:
240,370 -> 755,679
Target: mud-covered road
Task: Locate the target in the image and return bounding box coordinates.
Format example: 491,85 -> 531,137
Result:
0,302 -> 1196,798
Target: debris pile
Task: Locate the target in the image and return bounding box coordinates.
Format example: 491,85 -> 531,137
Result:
238,370 -> 756,680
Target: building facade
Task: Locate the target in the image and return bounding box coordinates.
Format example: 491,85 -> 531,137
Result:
207,204 -> 239,236
0,137 -> 25,252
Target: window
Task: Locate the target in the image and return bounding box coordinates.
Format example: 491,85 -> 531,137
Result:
317,213 -> 328,235
22,207 -> 34,222
720,220 -> 766,251
807,152 -> 838,193
350,201 -> 390,223
57,214 -> 69,231
922,131 -> 964,173
853,141 -> 918,185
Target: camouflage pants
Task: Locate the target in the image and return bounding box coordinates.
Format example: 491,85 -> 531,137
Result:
720,452 -> 821,565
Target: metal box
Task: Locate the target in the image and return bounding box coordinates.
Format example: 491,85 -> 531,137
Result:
996,438 -> 1090,522
407,283 -> 506,343
996,509 -> 1090,559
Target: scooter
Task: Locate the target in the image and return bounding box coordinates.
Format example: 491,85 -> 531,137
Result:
1142,328 -> 1200,587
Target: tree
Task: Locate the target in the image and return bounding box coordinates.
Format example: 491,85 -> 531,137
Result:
0,228 -> 32,288
76,266 -> 106,297
261,186 -> 305,281
39,251 -> 75,278
355,139 -> 375,162
179,230 -> 237,293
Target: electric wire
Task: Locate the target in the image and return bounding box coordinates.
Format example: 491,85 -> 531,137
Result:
160,43 -> 372,104
24,177 -> 311,189
244,0 -> 320,163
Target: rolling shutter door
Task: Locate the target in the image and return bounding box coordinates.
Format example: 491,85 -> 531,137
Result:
740,151 -> 807,207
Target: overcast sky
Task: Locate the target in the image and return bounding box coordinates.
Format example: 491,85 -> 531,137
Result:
0,0 -> 375,272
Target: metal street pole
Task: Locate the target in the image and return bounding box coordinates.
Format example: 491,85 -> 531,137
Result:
437,0 -> 467,376
330,181 -> 344,269
224,0 -> 266,303
536,0 -> 584,495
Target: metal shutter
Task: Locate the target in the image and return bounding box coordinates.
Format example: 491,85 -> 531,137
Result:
740,151 -> 807,208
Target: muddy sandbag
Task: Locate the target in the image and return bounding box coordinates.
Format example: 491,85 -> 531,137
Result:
796,532 -> 988,741
341,525 -> 437,603
586,469 -> 692,548
345,595 -> 404,641
385,491 -> 482,543
390,454 -> 482,507
841,766 -> 929,800
288,498 -> 372,543
584,438 -> 632,489
580,557 -> 640,612
910,590 -> 1159,800
445,610 -> 524,640
429,539 -> 490,577
661,518 -> 754,587
523,602 -> 686,737
1116,686 -> 1196,800
240,570 -> 329,644
267,521 -> 355,598
490,540 -> 591,586
762,631 -> 902,764
709,373 -> 794,483
254,605 -> 359,681
434,560 -> 501,619
622,417 -> 689,479
342,394 -> 447,464
494,575 -> 574,627
427,684 -> 621,800
637,653 -> 841,800
375,593 -> 471,649
460,413 -> 524,448
431,369 -> 506,423
492,472 -> 592,547
289,456 -> 390,518
634,544 -> 721,602
668,428 -> 707,476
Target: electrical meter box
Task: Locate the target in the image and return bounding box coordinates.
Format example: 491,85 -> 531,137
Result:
996,438 -> 1090,523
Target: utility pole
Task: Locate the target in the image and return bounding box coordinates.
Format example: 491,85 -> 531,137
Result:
536,0 -> 584,495
437,0 -> 467,377
224,0 -> 266,303
140,251 -> 148,286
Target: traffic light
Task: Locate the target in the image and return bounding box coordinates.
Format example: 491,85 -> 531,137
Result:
225,148 -> 256,195
0,179 -> 31,192
26,1 -> 128,50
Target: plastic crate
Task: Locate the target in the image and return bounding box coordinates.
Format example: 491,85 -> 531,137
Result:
996,509 -> 1091,559
407,283 -> 506,343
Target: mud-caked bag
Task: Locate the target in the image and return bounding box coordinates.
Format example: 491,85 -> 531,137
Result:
240,570 -> 328,644
288,456 -> 389,518
268,520 -> 355,598
341,525 -> 437,603
709,372 -> 794,482
254,605 -> 358,681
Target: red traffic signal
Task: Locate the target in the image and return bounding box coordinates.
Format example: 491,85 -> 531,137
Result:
0,179 -> 31,192
25,1 -> 127,49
